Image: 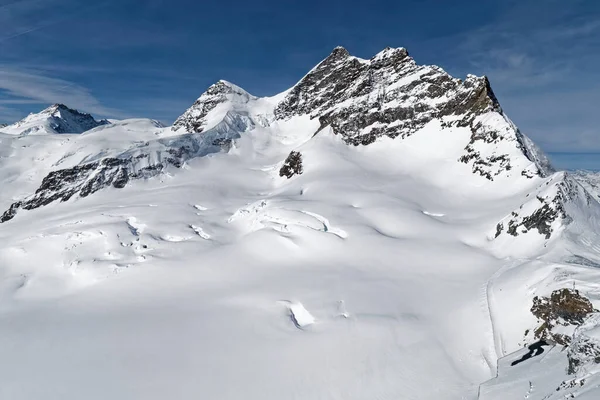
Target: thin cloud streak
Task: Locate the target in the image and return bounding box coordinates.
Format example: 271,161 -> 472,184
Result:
0,66 -> 125,119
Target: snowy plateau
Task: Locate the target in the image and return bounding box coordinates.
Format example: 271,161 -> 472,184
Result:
1,46 -> 600,399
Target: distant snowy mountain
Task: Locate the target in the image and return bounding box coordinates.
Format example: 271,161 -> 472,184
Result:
0,103 -> 109,136
572,170 -> 600,200
1,47 -> 600,400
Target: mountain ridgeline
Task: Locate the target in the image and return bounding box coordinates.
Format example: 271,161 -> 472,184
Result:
0,46 -> 590,247
0,104 -> 109,135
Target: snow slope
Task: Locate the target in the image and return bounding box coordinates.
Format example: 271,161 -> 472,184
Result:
0,47 -> 600,400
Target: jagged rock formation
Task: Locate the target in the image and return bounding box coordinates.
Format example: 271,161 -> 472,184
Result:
274,46 -> 547,182
530,288 -> 596,346
1,104 -> 109,135
496,194 -> 564,240
279,151 -> 303,178
276,47 -> 500,143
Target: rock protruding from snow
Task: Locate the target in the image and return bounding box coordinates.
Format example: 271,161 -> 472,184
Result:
494,173 -> 598,242
279,151 -> 303,179
0,104 -> 109,135
529,288 -> 596,346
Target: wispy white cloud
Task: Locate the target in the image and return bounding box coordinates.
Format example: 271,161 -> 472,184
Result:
0,66 -> 125,120
439,1 -> 600,154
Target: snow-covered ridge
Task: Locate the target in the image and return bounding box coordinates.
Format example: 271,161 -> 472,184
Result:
0,104 -> 109,136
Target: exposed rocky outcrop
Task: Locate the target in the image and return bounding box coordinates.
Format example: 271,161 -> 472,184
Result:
273,46 -> 546,182
279,151 -> 303,179
529,288 -> 596,346
494,173 -> 597,241
276,47 -> 501,146
496,195 -> 563,240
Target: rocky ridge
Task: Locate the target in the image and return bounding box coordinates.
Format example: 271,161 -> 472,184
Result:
0,46 -> 594,241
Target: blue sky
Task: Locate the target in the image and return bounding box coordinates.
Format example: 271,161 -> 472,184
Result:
1,0 -> 599,166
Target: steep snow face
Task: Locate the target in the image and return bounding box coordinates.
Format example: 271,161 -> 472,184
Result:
1,46 -> 600,400
0,104 -> 110,136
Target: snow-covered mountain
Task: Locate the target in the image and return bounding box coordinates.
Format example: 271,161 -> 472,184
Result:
1,47 -> 600,400
0,103 -> 109,136
572,170 -> 600,200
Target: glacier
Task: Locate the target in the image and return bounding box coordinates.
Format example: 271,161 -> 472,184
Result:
0,46 -> 600,399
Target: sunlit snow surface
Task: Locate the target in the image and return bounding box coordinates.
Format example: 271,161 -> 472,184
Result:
1,113 -> 600,400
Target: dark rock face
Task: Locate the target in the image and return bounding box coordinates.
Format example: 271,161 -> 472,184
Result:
279,151 -> 303,179
276,48 -> 497,139
497,195 -> 563,240
459,123 -> 512,180
530,288 -> 596,346
46,104 -> 110,133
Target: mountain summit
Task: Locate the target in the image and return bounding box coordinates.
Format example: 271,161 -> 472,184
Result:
0,103 -> 109,136
0,46 -> 600,400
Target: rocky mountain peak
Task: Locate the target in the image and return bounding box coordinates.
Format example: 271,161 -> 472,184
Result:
1,104 -> 109,135
172,79 -> 256,133
43,103 -> 100,121
275,46 -> 504,152
324,46 -> 351,62
369,46 -> 410,67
